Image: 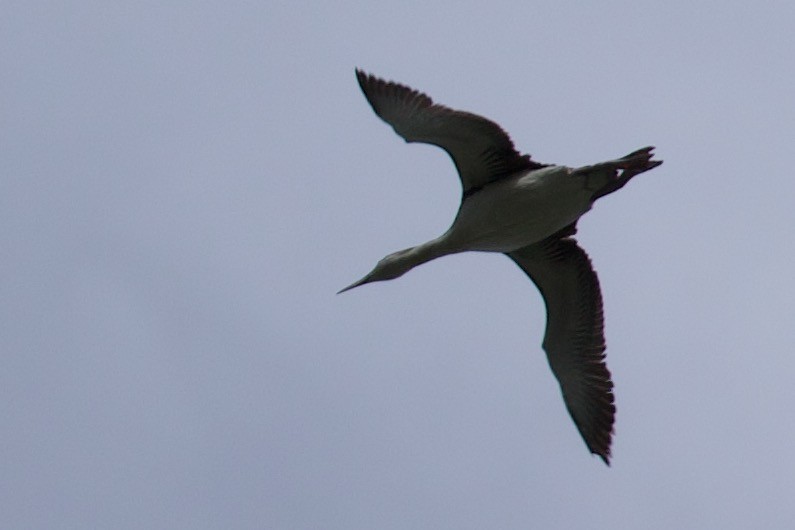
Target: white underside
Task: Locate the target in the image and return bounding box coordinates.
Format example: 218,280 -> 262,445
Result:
441,165 -> 594,253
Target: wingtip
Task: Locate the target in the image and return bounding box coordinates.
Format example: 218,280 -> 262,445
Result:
354,68 -> 369,85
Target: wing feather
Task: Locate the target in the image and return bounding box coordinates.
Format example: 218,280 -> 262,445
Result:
507,230 -> 615,464
356,69 -> 546,196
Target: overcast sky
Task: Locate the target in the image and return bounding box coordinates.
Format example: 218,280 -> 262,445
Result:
3,1 -> 795,528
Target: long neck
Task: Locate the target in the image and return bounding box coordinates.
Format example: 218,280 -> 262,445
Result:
395,236 -> 457,276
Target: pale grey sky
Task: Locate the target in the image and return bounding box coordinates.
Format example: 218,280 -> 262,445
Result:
3,1 -> 795,528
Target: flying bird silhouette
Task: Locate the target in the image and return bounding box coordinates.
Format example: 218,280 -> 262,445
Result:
340,69 -> 662,464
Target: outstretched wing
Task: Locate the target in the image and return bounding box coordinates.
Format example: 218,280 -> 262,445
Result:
507,229 -> 615,464
356,69 -> 545,196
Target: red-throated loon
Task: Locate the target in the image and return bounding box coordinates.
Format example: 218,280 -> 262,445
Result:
340,69 -> 662,465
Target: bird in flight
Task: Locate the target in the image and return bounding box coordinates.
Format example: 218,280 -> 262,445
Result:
340,69 -> 662,465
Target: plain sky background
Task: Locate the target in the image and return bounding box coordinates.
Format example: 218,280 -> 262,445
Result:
3,1 -> 795,528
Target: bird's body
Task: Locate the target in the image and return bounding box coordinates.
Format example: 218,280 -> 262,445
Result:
447,165 -> 594,252
342,70 -> 662,465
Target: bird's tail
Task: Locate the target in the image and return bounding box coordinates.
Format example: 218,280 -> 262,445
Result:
573,146 -> 663,202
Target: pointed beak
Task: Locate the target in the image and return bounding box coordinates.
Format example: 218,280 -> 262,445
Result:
337,275 -> 371,294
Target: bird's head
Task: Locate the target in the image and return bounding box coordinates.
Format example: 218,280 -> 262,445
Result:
338,248 -> 416,294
